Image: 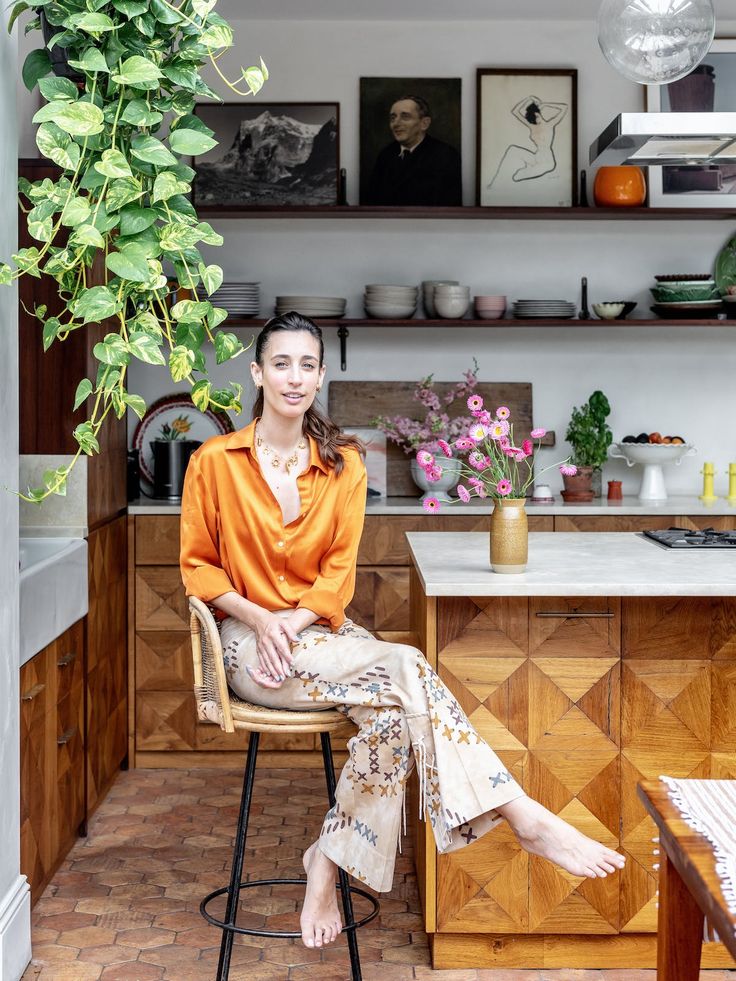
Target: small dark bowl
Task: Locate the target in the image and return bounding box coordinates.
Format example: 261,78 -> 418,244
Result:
602,300 -> 637,319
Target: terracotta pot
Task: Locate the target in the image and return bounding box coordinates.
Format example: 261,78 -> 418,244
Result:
490,498 -> 528,574
593,166 -> 646,208
560,465 -> 595,503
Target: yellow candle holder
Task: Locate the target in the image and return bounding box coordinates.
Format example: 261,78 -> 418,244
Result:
700,462 -> 718,504
728,463 -> 736,505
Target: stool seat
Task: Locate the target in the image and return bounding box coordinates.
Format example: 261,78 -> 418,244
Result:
188,597 -> 378,981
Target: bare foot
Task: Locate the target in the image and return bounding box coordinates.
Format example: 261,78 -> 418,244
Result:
498,797 -> 626,879
300,841 -> 342,948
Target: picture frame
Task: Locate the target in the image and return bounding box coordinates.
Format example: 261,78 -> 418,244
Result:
192,101 -> 340,209
646,38 -> 736,208
359,77 -> 462,206
476,68 -> 577,207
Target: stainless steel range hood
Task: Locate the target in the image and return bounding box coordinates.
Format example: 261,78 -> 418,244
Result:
589,112 -> 736,166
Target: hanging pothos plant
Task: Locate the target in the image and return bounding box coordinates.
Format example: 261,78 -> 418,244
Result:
2,0 -> 267,502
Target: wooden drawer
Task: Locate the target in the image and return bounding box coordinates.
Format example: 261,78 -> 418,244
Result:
555,515 -> 736,533
20,649 -> 51,724
136,630 -> 193,691
56,689 -> 85,853
135,515 -> 181,565
529,597 -> 621,658
622,597 -> 736,660
54,621 -> 84,703
135,566 -> 189,631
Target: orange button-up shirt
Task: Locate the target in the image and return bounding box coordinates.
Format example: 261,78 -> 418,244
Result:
179,419 -> 367,631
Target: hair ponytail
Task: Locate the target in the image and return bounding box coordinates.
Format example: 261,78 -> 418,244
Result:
251,313 -> 364,475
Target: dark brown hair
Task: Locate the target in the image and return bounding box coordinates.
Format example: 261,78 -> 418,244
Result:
251,312 -> 364,475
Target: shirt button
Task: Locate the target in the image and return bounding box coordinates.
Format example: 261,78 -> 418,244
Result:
278,575 -> 285,582
277,541 -> 284,548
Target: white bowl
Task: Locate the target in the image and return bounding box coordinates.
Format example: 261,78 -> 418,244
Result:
592,302 -> 625,320
365,284 -> 417,293
434,295 -> 470,318
475,306 -> 506,319
610,441 -> 694,465
435,284 -> 469,293
364,302 -> 417,319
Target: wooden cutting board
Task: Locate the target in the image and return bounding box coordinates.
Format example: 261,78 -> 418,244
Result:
328,381 -> 554,496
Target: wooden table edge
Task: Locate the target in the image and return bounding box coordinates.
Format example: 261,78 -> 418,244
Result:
638,778 -> 736,963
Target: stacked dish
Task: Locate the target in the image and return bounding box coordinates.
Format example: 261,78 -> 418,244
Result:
434,284 -> 470,319
474,294 -> 507,320
650,275 -> 722,319
196,282 -> 260,317
513,299 -> 576,320
364,284 -> 417,319
274,296 -> 347,318
422,279 -> 459,317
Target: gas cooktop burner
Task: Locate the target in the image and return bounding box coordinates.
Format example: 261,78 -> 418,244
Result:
643,527 -> 736,549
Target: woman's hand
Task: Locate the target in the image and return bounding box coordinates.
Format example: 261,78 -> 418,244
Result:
247,613 -> 300,689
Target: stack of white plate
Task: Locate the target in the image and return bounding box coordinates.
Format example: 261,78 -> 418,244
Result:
513,299 -> 576,320
364,284 -> 418,319
196,282 -> 260,317
274,296 -> 347,318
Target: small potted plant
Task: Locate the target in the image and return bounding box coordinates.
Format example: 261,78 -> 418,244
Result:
563,390 -> 612,501
371,362 -> 479,502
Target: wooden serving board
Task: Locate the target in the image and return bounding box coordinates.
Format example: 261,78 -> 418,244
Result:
328,381 -> 554,496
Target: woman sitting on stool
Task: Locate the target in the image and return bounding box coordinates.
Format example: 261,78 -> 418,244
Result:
179,312 -> 625,951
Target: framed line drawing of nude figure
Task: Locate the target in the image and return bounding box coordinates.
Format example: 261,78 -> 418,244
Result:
476,68 -> 578,207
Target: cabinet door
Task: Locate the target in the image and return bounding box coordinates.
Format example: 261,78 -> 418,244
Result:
56,684 -> 85,858
19,649 -> 54,904
87,517 -> 128,813
348,567 -> 409,631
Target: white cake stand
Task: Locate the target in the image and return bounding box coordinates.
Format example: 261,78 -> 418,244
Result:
608,442 -> 697,501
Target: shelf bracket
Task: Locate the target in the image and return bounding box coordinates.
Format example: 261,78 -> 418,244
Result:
337,324 -> 349,371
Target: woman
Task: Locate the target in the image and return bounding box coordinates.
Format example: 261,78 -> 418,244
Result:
180,312 -> 624,951
487,94 -> 568,190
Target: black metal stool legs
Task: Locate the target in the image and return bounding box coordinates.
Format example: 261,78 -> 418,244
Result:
320,731 -> 363,981
216,730 -> 260,981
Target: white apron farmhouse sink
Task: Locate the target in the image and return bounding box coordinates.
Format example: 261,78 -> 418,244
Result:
19,537 -> 88,666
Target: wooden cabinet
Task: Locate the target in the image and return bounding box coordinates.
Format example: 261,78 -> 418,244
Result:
411,585 -> 736,968
86,516 -> 128,815
20,620 -> 85,905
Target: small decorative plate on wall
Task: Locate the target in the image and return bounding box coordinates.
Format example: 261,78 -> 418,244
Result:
132,393 -> 235,483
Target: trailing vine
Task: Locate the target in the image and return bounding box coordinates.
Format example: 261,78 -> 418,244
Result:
3,0 -> 267,501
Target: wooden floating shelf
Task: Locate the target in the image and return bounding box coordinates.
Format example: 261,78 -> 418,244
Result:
197,204 -> 736,221
226,317 -> 733,328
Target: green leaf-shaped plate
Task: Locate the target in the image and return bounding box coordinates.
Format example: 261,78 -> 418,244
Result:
715,233 -> 736,295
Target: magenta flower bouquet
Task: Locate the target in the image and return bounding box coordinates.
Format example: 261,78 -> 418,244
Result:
371,362 -> 480,456
415,395 -> 576,513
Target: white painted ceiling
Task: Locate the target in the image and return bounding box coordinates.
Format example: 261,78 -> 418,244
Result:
222,0 -> 736,20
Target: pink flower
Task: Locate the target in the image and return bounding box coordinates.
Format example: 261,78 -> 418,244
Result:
457,484 -> 470,503
530,428 -> 546,439
426,465 -> 442,482
467,394 -> 484,412
504,447 -> 518,457
468,477 -> 487,497
496,479 -> 512,496
468,451 -> 486,471
514,451 -> 527,462
478,410 -> 492,426
498,435 -> 510,450
469,423 -> 488,441
496,406 -> 510,420
416,450 -> 434,468
454,437 -> 476,451
560,464 -> 577,476
489,420 -> 510,440
522,439 -> 533,456
437,439 -> 452,458
423,496 -> 441,513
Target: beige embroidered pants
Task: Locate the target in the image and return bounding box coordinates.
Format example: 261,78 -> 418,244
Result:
219,616 -> 525,893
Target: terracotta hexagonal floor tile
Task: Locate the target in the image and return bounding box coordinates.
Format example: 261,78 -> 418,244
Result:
36,965 -> 103,980
57,926 -> 117,948
100,963 -> 165,980
138,943 -> 202,968
171,926 -> 223,948
152,911 -> 203,932
27,945 -> 78,966
288,965 -> 357,980
382,942 -> 432,966
116,928 -> 177,949
35,911 -> 97,933
95,872 -> 145,888
96,911 -> 154,932
261,942 -> 322,966
77,944 -> 139,966
73,898 -> 133,916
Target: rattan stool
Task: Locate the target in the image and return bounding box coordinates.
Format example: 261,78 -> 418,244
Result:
189,598 -> 379,981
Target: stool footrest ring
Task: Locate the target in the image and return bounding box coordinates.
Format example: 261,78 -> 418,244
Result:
201,877 -> 380,939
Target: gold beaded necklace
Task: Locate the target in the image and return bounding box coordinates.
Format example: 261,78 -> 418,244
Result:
255,426 -> 306,476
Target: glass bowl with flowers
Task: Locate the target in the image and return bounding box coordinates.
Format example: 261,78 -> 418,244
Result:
371,362 -> 480,502
415,394 -> 576,573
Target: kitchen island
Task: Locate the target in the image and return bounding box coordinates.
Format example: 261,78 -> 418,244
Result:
407,532 -> 736,970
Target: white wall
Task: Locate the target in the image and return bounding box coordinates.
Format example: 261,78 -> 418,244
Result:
0,23 -> 31,981
18,16 -> 736,496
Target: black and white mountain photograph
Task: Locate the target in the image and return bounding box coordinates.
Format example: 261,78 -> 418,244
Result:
193,102 -> 340,207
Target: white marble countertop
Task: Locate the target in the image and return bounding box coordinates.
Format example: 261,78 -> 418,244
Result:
407,532 -> 736,596
127,494 -> 736,517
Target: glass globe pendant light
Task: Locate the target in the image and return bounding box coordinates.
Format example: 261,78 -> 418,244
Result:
597,0 -> 716,84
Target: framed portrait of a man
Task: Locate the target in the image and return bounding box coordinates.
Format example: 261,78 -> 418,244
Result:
192,102 -> 340,209
476,68 -> 577,207
359,77 -> 462,207
646,38 -> 736,207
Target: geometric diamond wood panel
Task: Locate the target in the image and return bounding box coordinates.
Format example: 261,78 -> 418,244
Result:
135,566 -> 189,631
623,597 -> 736,660
348,566 -> 410,631
530,597 -> 621,659
136,631 -> 193,691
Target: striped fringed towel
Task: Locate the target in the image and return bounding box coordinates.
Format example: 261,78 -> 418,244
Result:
661,776 -> 736,945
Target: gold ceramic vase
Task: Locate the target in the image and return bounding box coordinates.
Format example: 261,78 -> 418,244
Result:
490,497 -> 528,574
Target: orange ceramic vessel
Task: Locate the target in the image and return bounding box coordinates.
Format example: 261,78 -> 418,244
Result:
593,166 -> 647,207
